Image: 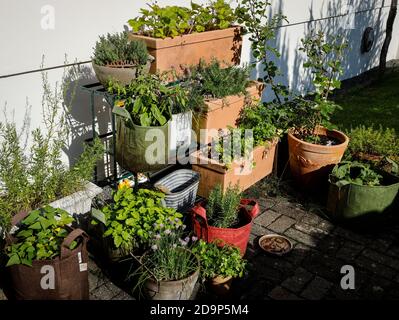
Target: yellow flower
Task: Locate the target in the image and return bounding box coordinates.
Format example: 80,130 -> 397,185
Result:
118,179 -> 131,190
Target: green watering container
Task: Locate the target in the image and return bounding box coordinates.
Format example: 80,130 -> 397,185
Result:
113,106 -> 170,173
327,171 -> 399,220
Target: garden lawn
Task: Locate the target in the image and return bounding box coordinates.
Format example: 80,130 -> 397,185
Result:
332,70 -> 399,132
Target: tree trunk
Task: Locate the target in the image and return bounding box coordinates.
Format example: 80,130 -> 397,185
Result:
379,0 -> 398,74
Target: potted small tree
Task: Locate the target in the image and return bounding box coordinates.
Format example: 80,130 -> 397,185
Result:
127,0 -> 241,75
131,229 -> 200,300
4,206 -> 89,300
191,184 -> 259,256
183,59 -> 263,145
107,73 -> 190,172
92,31 -> 153,87
191,239 -> 246,297
191,102 -> 280,198
288,31 -> 349,188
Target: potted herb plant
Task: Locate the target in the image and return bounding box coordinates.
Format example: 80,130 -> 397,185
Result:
131,229 -> 199,300
4,206 -> 89,300
191,184 -> 259,256
107,73 -> 190,172
191,102 -> 279,198
127,0 -> 241,75
92,31 -> 153,87
287,31 -> 350,188
0,70 -> 103,236
327,161 -> 399,220
91,186 -> 183,261
191,239 -> 246,296
183,59 -> 263,145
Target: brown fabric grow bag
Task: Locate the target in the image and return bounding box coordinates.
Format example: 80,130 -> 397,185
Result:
6,212 -> 89,300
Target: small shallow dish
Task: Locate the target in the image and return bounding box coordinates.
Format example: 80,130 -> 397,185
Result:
258,234 -> 293,256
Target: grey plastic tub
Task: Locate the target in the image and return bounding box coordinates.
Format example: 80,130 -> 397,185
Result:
154,169 -> 200,212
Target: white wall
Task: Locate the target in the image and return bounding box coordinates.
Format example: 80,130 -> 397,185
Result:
0,0 -> 398,169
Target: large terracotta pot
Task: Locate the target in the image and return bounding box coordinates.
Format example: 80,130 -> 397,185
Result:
129,27 -> 242,75
194,82 -> 264,145
191,140 -> 278,198
288,127 -> 349,189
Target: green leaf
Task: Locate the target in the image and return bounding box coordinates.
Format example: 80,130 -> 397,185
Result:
6,254 -> 21,267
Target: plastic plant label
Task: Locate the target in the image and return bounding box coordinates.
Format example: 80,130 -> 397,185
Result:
79,263 -> 88,272
91,208 -> 106,225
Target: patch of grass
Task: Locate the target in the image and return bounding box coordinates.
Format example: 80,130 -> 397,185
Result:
331,70 -> 399,131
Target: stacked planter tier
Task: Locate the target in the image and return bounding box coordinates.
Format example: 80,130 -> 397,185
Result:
190,139 -> 278,198
194,81 -> 263,145
129,27 -> 242,75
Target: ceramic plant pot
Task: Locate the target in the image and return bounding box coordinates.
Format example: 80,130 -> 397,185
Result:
288,127 -> 349,189
92,56 -> 153,87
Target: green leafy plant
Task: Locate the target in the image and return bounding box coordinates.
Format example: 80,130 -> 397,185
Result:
238,101 -> 281,147
191,239 -> 246,280
182,59 -> 251,116
292,31 -> 348,144
107,73 -> 189,126
346,125 -> 399,160
0,67 -> 104,234
92,32 -> 149,67
128,0 -> 236,39
236,0 -> 289,104
99,187 -> 183,254
330,161 -> 383,187
5,206 -> 76,267
206,184 -> 242,228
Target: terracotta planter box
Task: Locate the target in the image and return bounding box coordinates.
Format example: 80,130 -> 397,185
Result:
194,82 -> 264,145
129,27 -> 242,75
191,140 -> 278,198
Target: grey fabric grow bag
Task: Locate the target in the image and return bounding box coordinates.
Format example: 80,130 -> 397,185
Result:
327,171 -> 399,220
154,169 -> 200,212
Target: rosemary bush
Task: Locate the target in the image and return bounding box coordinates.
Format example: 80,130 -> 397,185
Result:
0,68 -> 103,234
206,184 -> 242,228
182,59 -> 251,115
92,32 -> 149,66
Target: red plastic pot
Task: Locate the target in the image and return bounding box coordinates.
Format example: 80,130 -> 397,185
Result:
191,199 -> 259,256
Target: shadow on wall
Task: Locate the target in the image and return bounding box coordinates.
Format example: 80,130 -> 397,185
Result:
62,63 -> 111,180
249,0 -> 387,102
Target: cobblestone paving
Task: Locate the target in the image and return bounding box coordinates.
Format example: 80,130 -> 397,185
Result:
236,179 -> 399,300
1,179 -> 399,300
